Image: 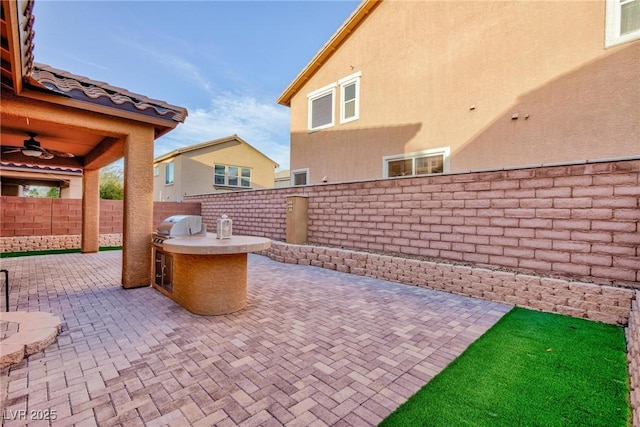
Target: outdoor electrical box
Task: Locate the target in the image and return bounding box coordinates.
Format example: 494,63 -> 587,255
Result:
286,195 -> 308,244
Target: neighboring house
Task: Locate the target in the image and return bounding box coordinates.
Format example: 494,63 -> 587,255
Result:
153,135 -> 279,201
274,170 -> 291,188
278,0 -> 640,185
0,162 -> 82,197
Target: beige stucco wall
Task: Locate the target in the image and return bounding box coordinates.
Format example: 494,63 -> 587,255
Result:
289,0 -> 640,184
154,139 -> 277,201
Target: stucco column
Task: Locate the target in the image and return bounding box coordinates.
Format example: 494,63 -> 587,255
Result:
81,168 -> 100,253
121,128 -> 154,288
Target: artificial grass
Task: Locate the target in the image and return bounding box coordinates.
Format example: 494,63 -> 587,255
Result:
380,307 -> 630,427
0,246 -> 122,258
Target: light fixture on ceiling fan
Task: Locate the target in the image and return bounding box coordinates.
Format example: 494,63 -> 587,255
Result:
2,132 -> 75,159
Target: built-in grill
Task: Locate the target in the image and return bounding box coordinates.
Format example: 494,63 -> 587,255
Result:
152,215 -> 207,246
152,215 -> 206,293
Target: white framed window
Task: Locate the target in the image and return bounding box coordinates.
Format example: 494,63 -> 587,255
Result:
214,164 -> 252,188
165,162 -> 174,185
153,166 -> 159,177
605,0 -> 640,47
383,147 -> 450,178
307,83 -> 336,131
339,72 -> 361,124
291,168 -> 309,186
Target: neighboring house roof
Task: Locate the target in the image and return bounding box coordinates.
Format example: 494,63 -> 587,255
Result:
277,0 -> 380,107
0,161 -> 82,175
153,134 -> 280,168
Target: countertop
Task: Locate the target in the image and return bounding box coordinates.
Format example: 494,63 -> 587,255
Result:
162,233 -> 271,255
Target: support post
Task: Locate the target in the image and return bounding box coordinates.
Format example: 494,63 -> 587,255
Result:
121,128 -> 155,288
81,168 -> 100,253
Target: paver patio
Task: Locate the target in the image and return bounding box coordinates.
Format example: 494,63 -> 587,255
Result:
0,251 -> 510,426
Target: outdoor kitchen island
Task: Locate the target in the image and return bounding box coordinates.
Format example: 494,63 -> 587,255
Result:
154,233 -> 271,315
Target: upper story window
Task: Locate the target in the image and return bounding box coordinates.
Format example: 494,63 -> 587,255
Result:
307,71 -> 362,131
292,168 -> 309,186
605,0 -> 640,47
383,147 -> 450,178
339,72 -> 361,124
165,162 -> 174,185
153,166 -> 160,177
214,164 -> 251,188
308,83 -> 336,131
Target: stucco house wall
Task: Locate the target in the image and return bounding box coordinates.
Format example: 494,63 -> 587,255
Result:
154,135 -> 279,201
286,0 -> 640,185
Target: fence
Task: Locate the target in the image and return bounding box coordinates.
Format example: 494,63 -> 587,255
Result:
0,198 -> 201,252
186,159 -> 639,289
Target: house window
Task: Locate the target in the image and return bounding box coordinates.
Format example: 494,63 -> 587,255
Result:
383,148 -> 450,178
214,164 -> 252,188
165,162 -> 174,185
605,0 -> 640,47
307,83 -> 336,131
339,72 -> 361,124
292,168 -> 309,186
153,166 -> 159,177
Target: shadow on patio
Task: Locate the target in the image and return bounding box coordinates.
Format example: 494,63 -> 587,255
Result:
0,251 -> 509,426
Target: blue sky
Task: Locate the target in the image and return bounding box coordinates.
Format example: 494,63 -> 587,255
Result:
32,1 -> 360,171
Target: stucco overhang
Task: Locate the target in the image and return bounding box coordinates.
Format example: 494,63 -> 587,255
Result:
276,0 -> 380,107
154,134 -> 280,168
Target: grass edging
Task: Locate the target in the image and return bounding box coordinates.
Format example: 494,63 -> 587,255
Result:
380,307 -> 631,426
0,246 -> 122,258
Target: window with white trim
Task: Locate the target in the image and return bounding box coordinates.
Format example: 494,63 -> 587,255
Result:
383,148 -> 450,178
605,0 -> 640,47
214,164 -> 252,188
292,168 -> 309,186
153,166 -> 159,177
339,72 -> 361,124
165,162 -> 174,185
307,83 -> 336,131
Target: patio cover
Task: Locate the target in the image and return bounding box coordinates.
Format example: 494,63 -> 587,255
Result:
0,0 -> 188,287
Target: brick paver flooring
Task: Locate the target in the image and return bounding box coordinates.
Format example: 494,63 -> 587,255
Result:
0,251 -> 510,426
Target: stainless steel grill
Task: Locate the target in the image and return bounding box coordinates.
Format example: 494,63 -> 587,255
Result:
152,215 -> 206,292
152,215 -> 206,247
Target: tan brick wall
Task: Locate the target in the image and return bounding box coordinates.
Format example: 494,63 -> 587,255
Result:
263,241 -> 636,326
628,291 -> 640,427
0,199 -> 200,252
187,159 -> 639,288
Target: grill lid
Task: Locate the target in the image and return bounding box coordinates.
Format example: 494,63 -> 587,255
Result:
156,215 -> 206,237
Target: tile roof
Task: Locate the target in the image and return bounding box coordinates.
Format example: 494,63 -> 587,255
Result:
153,134 -> 279,167
31,64 -> 187,124
0,161 -> 83,175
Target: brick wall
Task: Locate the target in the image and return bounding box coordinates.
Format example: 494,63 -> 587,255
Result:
629,292 -> 640,426
186,159 -> 640,289
0,198 -> 201,252
153,202 -> 201,228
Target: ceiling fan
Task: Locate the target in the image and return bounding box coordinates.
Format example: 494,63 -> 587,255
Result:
2,133 -> 75,160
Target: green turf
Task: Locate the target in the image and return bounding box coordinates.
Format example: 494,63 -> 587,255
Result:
380,307 -> 630,427
0,246 -> 122,258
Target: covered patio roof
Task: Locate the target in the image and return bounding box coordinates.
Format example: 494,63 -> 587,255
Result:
1,0 -> 189,287
0,0 -> 187,170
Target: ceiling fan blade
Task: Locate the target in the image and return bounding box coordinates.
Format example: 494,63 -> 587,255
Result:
48,149 -> 75,158
2,148 -> 23,154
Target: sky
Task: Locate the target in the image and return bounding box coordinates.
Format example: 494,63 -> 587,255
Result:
32,1 -> 361,171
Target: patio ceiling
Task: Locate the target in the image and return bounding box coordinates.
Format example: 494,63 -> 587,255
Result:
0,0 -> 187,170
